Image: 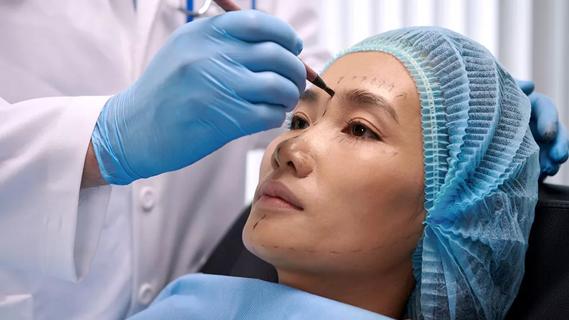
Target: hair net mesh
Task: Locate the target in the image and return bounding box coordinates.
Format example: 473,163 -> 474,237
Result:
328,27 -> 540,319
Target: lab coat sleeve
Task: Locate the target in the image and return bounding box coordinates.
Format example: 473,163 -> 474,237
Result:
0,96 -> 111,282
270,0 -> 332,72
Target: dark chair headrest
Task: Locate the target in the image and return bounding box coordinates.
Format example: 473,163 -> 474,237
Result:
199,204 -> 277,282
507,183 -> 569,319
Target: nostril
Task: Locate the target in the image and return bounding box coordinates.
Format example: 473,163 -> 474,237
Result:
287,161 -> 296,171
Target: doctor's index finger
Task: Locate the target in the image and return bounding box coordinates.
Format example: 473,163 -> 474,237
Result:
213,10 -> 303,56
233,41 -> 307,93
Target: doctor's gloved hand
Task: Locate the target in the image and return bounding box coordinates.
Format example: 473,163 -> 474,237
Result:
518,80 -> 569,179
91,10 -> 306,185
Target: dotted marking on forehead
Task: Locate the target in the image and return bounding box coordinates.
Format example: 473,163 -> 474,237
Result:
334,75 -> 397,93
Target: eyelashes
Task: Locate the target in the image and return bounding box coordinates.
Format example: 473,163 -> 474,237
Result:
288,114 -> 310,130
342,120 -> 381,141
287,114 -> 381,142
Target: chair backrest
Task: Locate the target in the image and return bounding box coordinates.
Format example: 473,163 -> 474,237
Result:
506,183 -> 569,319
199,204 -> 277,282
200,183 -> 569,318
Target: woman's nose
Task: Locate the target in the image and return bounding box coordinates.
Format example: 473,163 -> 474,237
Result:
271,136 -> 314,178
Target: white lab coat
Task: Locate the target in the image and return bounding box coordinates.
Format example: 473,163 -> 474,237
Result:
0,0 -> 330,318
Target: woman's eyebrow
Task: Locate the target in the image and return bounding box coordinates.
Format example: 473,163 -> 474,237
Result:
299,89 -> 320,103
340,89 -> 399,124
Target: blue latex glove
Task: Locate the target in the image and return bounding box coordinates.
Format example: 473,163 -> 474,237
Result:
518,80 -> 569,179
92,10 -> 306,185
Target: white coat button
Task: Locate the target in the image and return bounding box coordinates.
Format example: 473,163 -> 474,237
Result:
140,187 -> 155,212
138,283 -> 155,305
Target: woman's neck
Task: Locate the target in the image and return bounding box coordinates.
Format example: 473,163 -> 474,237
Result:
276,263 -> 414,319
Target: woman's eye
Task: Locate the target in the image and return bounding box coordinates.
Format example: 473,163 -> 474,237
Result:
343,121 -> 380,140
289,115 -> 310,130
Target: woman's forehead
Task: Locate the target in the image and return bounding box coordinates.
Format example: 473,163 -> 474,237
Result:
323,52 -> 408,80
321,52 -> 416,99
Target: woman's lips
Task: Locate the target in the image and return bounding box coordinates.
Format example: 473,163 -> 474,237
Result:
255,180 -> 304,211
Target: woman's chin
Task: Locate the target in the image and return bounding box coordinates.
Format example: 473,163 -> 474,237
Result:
243,205 -> 333,272
244,226 -> 309,270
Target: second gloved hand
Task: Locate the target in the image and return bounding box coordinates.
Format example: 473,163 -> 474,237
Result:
91,10 -> 306,185
518,80 -> 569,179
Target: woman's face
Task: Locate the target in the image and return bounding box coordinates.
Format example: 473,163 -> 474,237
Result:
243,52 -> 425,277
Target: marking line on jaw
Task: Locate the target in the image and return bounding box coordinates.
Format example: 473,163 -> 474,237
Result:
256,243 -> 400,255
252,214 -> 267,230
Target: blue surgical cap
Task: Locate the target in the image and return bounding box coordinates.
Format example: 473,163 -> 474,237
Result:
329,27 -> 540,319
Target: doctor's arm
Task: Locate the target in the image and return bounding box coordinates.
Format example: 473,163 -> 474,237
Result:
1,10 -> 305,281
81,142 -> 105,188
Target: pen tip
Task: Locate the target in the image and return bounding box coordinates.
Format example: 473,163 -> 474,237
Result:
312,75 -> 335,97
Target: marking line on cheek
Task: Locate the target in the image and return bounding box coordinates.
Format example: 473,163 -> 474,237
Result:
252,214 -> 267,230
370,244 -> 385,250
